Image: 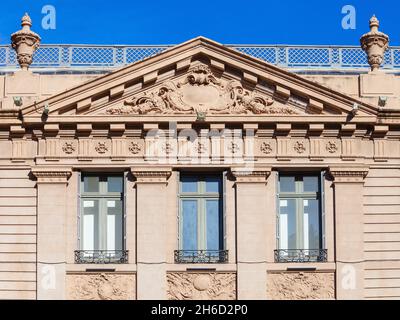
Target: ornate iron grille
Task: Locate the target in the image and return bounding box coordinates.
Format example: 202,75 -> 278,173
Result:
274,249 -> 327,263
1,44 -> 399,71
75,250 -> 128,264
174,250 -> 229,264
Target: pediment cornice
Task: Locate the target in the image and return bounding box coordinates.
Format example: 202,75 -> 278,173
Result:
16,37 -> 398,126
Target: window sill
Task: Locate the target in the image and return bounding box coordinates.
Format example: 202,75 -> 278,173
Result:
66,263 -> 137,273
267,262 -> 336,272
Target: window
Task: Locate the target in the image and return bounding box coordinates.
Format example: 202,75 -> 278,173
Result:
276,173 -> 327,262
75,174 -> 127,263
175,174 -> 228,263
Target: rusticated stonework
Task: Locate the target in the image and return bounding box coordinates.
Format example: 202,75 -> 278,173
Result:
167,272 -> 236,300
66,273 -> 136,300
267,272 -> 335,300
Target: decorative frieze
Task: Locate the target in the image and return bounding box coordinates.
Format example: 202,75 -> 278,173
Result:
66,273 -> 136,300
266,272 -> 335,300
167,272 -> 236,300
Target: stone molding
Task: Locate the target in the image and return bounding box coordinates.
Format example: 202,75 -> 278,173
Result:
231,168 -> 271,183
31,168 -> 72,184
130,167 -> 172,184
328,167 -> 369,183
167,272 -> 236,300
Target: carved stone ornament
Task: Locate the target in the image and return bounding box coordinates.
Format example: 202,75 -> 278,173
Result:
266,272 -> 335,300
260,142 -> 273,154
167,272 -> 236,300
128,141 -> 141,154
11,13 -> 41,71
95,142 -> 108,154
105,64 -> 297,115
195,141 -> 207,154
360,15 -> 389,72
66,273 -> 136,300
62,142 -> 76,154
294,141 -> 306,154
326,141 -> 338,154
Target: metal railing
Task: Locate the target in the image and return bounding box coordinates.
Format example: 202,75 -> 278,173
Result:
75,250 -> 128,264
274,249 -> 328,263
174,250 -> 229,264
1,44 -> 400,71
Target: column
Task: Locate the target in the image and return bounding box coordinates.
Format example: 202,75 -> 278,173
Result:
232,168 -> 272,300
131,167 -> 172,300
32,168 -> 72,300
329,167 -> 368,300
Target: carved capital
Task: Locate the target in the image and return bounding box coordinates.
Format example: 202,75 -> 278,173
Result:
31,168 -> 72,184
328,167 -> 369,183
11,13 -> 41,71
360,15 -> 389,72
130,167 -> 172,184
231,167 -> 271,183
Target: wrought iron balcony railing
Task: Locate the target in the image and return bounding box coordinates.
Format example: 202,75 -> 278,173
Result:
75,250 -> 128,264
274,249 -> 327,263
174,250 -> 229,264
0,44 -> 399,71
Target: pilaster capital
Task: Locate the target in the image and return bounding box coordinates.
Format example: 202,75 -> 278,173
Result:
130,167 -> 172,184
328,166 -> 369,183
31,167 -> 72,184
231,167 -> 272,183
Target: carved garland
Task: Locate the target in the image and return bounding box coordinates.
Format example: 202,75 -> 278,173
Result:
105,64 -> 297,116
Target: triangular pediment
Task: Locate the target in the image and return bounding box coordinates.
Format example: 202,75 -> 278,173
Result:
21,37 -> 380,122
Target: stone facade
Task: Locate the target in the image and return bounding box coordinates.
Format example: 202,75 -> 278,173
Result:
0,14 -> 399,300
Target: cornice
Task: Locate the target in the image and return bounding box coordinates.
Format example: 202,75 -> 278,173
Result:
130,167 -> 172,184
328,166 -> 369,183
231,167 -> 272,183
31,167 -> 72,184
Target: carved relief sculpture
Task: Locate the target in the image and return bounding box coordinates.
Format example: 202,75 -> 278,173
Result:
167,272 -> 236,300
267,272 -> 335,300
105,64 -> 298,116
66,273 -> 136,300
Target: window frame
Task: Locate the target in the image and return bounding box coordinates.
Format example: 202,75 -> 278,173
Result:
78,173 -> 126,253
277,172 -> 323,251
178,173 -> 224,252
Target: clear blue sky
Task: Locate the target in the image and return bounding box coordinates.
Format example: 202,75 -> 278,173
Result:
1,0 -> 399,45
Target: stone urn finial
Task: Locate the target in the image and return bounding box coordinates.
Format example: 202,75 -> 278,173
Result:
11,13 -> 41,71
360,15 -> 389,72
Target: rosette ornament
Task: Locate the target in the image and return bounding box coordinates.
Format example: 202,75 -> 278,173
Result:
11,13 -> 41,71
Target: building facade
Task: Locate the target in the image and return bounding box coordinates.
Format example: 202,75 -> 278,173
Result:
0,14 -> 399,300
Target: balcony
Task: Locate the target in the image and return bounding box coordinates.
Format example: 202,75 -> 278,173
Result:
75,250 -> 128,264
274,249 -> 327,263
174,250 -> 229,264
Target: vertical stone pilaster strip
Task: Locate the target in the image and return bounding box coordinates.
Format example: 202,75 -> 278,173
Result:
31,168 -> 72,300
329,167 -> 368,300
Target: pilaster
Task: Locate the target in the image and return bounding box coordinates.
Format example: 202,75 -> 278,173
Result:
231,168 -> 272,300
31,168 -> 72,300
130,167 -> 172,300
329,167 -> 368,300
